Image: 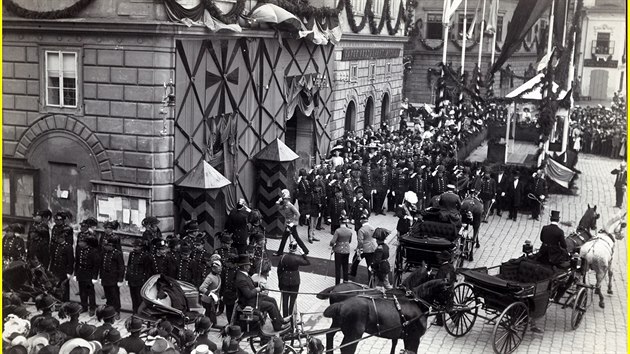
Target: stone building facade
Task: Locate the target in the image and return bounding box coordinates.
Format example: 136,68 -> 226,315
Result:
2,0 -> 409,236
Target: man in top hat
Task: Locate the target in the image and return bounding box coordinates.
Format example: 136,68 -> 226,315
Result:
126,239 -> 150,313
274,189 -> 310,256
74,233 -> 100,315
28,210 -> 52,268
538,211 -> 569,267
149,239 -> 177,278
492,165 -> 508,217
192,316 -> 218,351
4,224 -> 26,262
99,236 -> 125,318
119,317 -> 145,354
410,166 -> 428,210
394,167 -> 410,207
234,254 -> 290,331
507,172 -> 525,221
225,198 -> 251,254
49,226 -> 74,302
142,216 -> 162,252
351,187 -> 370,232
611,161 -> 627,208
529,169 -> 547,221
52,211 -> 74,246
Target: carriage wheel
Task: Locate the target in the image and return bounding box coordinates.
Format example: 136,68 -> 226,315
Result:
492,302 -> 529,354
571,287 -> 589,330
445,283 -> 479,337
249,336 -> 267,353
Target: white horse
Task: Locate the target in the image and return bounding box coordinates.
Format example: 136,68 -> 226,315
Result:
579,211 -> 627,308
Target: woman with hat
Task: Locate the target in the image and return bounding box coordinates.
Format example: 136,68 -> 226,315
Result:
119,317 -> 145,354
199,258 -> 222,325
277,241 -> 310,317
58,302 -> 83,337
3,223 -> 26,263
273,189 -> 310,257
93,306 -> 117,343
330,145 -> 344,168
98,237 -> 125,319
192,316 -> 217,351
126,239 -> 150,313
330,210 -> 353,285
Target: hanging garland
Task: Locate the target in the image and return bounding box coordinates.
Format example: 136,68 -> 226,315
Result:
3,0 -> 97,19
257,0 -> 342,22
409,19 -> 445,50
202,0 -> 245,24
449,36 -> 479,51
341,0 -> 406,35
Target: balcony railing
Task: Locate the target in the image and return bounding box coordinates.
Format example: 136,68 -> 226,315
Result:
592,40 -> 615,55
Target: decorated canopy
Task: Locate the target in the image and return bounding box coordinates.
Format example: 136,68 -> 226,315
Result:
254,138 -> 299,162
506,73 -> 568,101
175,159 -> 231,189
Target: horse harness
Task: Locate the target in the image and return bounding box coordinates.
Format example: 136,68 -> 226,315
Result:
359,293 -> 425,337
583,229 -> 615,256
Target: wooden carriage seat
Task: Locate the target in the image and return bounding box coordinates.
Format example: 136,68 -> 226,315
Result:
499,258 -> 554,283
416,220 -> 459,242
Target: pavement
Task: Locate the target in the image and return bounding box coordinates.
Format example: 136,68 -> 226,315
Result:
22,153 -> 627,353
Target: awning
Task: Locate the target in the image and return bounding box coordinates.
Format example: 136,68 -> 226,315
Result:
505,73 -> 568,100
175,159 -> 231,189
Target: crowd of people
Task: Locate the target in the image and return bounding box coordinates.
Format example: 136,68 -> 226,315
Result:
569,93 -> 627,158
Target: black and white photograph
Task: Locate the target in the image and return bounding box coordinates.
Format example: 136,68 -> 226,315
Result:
1,0 -> 627,353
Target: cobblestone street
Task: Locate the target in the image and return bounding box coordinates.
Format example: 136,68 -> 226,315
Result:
45,153 -> 626,353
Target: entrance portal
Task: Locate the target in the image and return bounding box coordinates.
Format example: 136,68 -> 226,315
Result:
285,110 -> 315,172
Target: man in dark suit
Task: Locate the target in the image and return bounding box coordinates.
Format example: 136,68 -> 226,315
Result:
611,162 -> 627,208
538,210 -> 569,266
507,173 -> 525,221
225,199 -> 251,254
529,170 -> 547,221
492,165 -> 508,216
234,254 -> 289,331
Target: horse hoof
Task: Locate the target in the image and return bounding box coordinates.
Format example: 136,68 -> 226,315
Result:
475,243 -> 480,249
599,302 -> 605,309
607,289 -> 613,295
595,288 -> 601,295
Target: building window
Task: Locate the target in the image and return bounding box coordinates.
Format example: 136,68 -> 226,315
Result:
594,33 -> 612,55
350,64 -> 359,82
496,16 -> 504,41
369,63 -> 376,80
427,14 -> 443,40
3,169 -> 36,219
385,62 -> 392,76
96,195 -> 148,234
457,14 -> 475,39
45,51 -> 78,107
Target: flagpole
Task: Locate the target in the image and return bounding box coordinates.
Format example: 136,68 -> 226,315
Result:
562,0 -> 577,153
543,0 -> 555,157
490,0 -> 498,67
477,0 -> 487,68
461,0 -> 468,76
442,0 -> 450,65
561,0 -> 570,46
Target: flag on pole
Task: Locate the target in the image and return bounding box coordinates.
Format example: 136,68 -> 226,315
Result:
467,0 -> 481,39
434,65 -> 447,113
485,0 -> 498,34
490,0 -> 553,74
443,0 -> 463,25
545,155 -> 576,189
536,47 -> 555,72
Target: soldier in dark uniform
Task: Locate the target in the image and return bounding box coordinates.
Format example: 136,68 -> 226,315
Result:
342,175 -> 356,220
530,170 -> 547,221
386,162 -> 399,212
310,177 -> 326,232
51,211 -> 74,246
247,232 -> 271,278
216,233 -> 238,321
373,160 -> 389,214
76,217 -> 98,244
328,185 -> 347,234
351,187 -> 370,232
192,252 -> 213,288
99,236 -> 125,317
176,242 -> 195,284
478,170 -> 497,223
371,228 -> 392,290
126,239 -> 150,313
277,241 -> 310,317
394,167 -> 409,207
99,221 -> 121,252
149,239 -> 177,277
296,168 -> 312,226
142,216 -> 162,252
49,228 -> 74,302
191,236 -> 211,267
225,199 -> 251,254
28,210 -> 51,268
410,166 -> 428,210
431,165 -> 448,198
74,235 -> 100,315
361,160 -> 374,209
247,210 -> 266,244
4,223 -> 26,263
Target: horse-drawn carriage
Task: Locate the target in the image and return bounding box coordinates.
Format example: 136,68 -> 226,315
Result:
393,207 -> 465,287
444,251 -> 592,354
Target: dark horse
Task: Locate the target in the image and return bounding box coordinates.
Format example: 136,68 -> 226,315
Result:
323,279 -> 451,354
460,193 -> 483,250
316,265 -> 429,353
3,258 -> 63,302
565,204 -> 600,253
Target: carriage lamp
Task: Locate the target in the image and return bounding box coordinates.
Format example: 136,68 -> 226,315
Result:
570,253 -> 581,270
522,240 -> 533,255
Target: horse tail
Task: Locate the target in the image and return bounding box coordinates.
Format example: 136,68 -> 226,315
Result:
323,302 -> 344,318
316,285 -> 336,300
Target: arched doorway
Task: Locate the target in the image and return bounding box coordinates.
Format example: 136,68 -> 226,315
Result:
26,132 -> 100,222
380,93 -> 390,125
345,101 -> 356,132
364,97 -> 374,129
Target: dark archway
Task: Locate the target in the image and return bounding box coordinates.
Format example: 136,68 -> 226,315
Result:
364,96 -> 374,129
345,100 -> 356,132
380,93 -> 390,125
